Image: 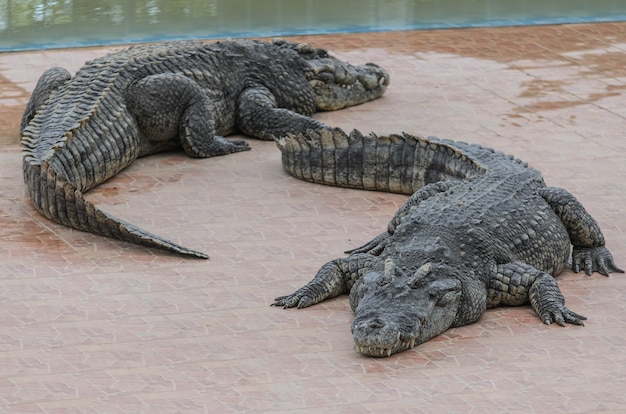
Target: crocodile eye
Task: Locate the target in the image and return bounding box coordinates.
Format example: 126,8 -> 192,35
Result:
316,72 -> 334,83
378,275 -> 392,286
436,291 -> 457,307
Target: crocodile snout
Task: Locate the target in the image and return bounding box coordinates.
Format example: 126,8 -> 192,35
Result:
351,317 -> 419,357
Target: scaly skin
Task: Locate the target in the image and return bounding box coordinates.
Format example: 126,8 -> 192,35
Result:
272,128 -> 622,357
20,40 -> 389,258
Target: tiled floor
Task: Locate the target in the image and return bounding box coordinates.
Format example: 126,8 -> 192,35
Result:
1,22 -> 626,413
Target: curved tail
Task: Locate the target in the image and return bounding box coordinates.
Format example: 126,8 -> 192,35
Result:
275,128 -> 486,195
23,159 -> 208,259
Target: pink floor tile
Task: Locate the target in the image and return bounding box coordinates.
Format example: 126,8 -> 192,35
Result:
1,22 -> 626,413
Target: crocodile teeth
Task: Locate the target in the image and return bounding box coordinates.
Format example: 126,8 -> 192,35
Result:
398,338 -> 417,350
356,345 -> 393,357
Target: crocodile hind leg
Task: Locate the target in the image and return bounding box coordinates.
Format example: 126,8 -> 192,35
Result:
20,67 -> 71,133
126,73 -> 250,158
272,253 -> 380,309
539,187 -> 623,276
488,262 -> 586,326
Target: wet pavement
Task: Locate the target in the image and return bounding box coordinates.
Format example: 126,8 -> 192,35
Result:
1,22 -> 626,413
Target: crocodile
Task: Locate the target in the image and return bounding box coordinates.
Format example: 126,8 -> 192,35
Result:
20,39 -> 389,258
272,128 -> 623,357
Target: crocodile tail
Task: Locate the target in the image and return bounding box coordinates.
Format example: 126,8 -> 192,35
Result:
275,128 -> 486,195
23,160 -> 208,259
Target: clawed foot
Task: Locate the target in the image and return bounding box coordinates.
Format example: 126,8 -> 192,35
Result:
538,304 -> 587,327
271,293 -> 301,309
572,246 -> 624,276
222,137 -> 251,153
271,288 -> 316,309
345,232 -> 388,255
529,273 -> 587,327
182,135 -> 250,157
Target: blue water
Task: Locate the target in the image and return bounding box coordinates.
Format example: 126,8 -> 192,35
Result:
1,0 -> 625,52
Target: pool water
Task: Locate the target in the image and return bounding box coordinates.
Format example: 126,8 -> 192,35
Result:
1,0 -> 625,51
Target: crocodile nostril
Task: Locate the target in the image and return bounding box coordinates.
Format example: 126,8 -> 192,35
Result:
352,318 -> 386,333
368,319 -> 384,329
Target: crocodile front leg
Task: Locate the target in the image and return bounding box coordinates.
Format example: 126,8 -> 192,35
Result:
488,262 -> 586,326
539,187 -> 623,276
236,86 -> 329,140
272,253 -> 381,309
127,73 -> 250,158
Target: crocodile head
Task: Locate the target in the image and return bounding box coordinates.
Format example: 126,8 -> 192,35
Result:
274,39 -> 390,110
349,260 -> 464,357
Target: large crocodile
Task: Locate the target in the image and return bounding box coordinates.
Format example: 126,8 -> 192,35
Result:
272,128 -> 622,357
20,40 -> 389,258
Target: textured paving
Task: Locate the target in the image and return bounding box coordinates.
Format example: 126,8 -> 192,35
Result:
1,22 -> 626,413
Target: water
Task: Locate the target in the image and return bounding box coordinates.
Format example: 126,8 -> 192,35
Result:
1,0 -> 625,52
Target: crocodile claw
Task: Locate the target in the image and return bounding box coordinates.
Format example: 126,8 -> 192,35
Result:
272,289 -> 315,309
529,272 -> 587,327
228,138 -> 252,151
271,294 -> 300,309
572,246 -> 624,276
539,306 -> 587,327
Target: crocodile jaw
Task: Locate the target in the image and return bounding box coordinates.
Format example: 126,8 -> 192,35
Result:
351,301 -> 459,358
354,331 -> 419,358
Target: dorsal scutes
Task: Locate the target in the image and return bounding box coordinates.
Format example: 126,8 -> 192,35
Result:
276,128 -> 489,195
22,59 -> 125,164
